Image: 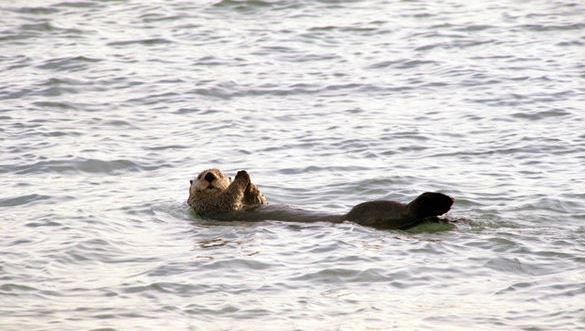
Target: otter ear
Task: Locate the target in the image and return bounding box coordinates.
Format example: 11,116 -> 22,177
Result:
229,176 -> 232,182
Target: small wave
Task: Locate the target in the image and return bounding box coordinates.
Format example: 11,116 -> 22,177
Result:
107,38 -> 173,47
484,256 -> 556,275
467,91 -> 575,107
512,197 -> 578,214
4,158 -> 170,175
183,303 -> 241,316
453,24 -> 495,32
18,22 -> 86,36
186,82 -> 392,99
278,165 -> 370,175
0,194 -> 51,207
33,101 -> 78,110
290,267 -> 388,283
141,14 -> 188,23
511,109 -> 571,120
13,6 -> 60,14
175,107 -> 203,114
518,23 -> 585,32
101,119 -> 136,128
120,282 -> 202,295
556,40 -> 583,47
25,220 -> 63,227
202,258 -> 274,270
37,56 -> 101,71
415,39 -> 496,51
368,59 -> 438,70
54,1 -> 99,8
213,0 -> 285,10
0,283 -> 39,293
47,77 -> 90,85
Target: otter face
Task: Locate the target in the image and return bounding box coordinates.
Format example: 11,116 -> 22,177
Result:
189,168 -> 231,203
409,192 -> 454,218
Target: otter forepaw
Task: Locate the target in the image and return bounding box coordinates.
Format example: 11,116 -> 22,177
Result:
235,170 -> 250,183
244,183 -> 267,206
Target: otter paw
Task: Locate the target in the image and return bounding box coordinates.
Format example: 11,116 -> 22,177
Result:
243,183 -> 267,206
245,183 -> 261,197
235,170 -> 250,183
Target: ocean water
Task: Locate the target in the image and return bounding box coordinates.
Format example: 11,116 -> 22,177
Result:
1,0 -> 585,330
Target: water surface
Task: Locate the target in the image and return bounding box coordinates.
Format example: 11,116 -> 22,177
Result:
1,0 -> 585,330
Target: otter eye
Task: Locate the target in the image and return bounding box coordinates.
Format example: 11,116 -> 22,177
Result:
190,180 -> 193,185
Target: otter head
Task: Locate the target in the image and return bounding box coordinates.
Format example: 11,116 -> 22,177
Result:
188,168 -> 231,204
407,192 -> 454,219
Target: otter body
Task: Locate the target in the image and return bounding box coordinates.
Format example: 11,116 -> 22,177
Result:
344,192 -> 454,229
188,169 -> 453,230
188,168 -> 266,215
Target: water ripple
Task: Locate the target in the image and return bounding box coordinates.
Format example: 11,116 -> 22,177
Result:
2,158 -> 169,175
0,194 -> 51,207
1,0 -> 585,329
37,56 -> 101,72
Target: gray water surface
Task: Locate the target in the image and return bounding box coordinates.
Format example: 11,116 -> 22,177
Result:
2,0 -> 585,330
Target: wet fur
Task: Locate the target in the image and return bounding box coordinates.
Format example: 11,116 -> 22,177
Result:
188,169 -> 453,230
188,169 -> 267,215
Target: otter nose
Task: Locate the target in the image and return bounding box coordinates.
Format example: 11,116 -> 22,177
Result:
204,172 -> 216,182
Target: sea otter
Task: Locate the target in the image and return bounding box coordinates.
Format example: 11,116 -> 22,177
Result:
188,169 -> 454,230
188,168 -> 266,214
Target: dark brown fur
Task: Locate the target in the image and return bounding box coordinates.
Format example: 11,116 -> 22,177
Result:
188,170 -> 266,215
188,169 -> 454,230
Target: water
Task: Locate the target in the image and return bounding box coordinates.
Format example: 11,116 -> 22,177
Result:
1,0 -> 585,329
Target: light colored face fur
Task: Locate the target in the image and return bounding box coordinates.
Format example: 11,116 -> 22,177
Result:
189,168 -> 231,202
